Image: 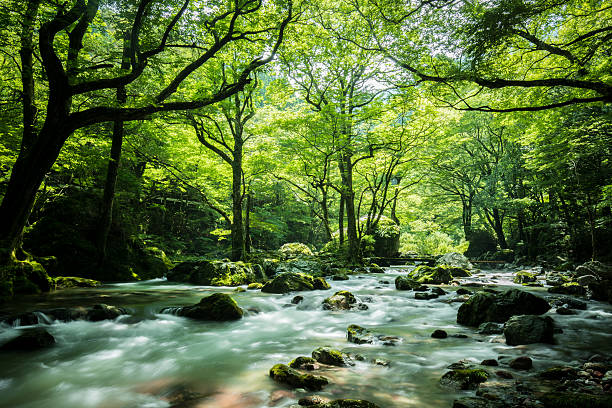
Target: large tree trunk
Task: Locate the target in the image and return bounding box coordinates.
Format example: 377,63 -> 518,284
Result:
245,190 -> 252,253
491,208 -> 508,249
321,188 -> 332,241
338,195 -> 345,245
339,154 -> 359,262
461,196 -> 473,240
231,142 -> 245,261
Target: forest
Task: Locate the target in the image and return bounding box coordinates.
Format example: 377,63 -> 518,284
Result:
0,0 -> 611,407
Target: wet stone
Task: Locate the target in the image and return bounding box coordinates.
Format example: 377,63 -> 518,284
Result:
481,359 -> 499,366
431,329 -> 448,339
509,356 -> 533,370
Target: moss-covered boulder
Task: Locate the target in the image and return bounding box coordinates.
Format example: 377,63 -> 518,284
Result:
23,189 -> 168,282
261,272 -> 329,294
289,356 -> 317,370
514,271 -> 538,284
167,260 -> 259,286
457,289 -> 550,327
322,400 -> 382,408
54,276 -> 102,289
408,265 -> 470,284
169,293 -> 243,321
504,315 -> 555,346
323,291 -> 357,310
247,282 -> 263,290
394,276 -> 422,290
440,369 -> 489,390
3,260 -> 55,296
279,242 -> 314,259
548,282 -> 586,296
2,304 -> 128,326
275,258 -> 325,277
312,347 -> 352,366
0,328 -> 55,351
269,363 -> 329,391
347,324 -> 401,346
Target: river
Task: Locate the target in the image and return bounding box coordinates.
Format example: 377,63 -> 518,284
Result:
1,267 -> 611,408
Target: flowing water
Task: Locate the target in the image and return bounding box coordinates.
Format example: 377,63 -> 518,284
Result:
1,267 -> 612,408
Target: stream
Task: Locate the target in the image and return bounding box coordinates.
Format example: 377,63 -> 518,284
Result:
1,266 -> 612,408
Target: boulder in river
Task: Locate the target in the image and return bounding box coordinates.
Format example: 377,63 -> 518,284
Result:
456,289 -> 551,327
167,260 -> 260,286
347,324 -> 401,346
2,303 -> 129,326
504,315 -> 554,346
452,396 -> 504,408
261,272 -> 330,294
408,265 -> 470,284
269,363 -> 329,391
508,356 -> 533,370
86,304 -> 129,322
54,276 -> 102,288
394,276 -> 421,290
323,291 -> 357,311
279,242 -> 314,259
167,293 -> 243,321
322,400 -> 382,408
290,356 -> 318,370
440,368 -> 489,390
312,347 -> 353,366
437,252 -> 473,269
513,271 -> 538,284
0,327 -> 55,351
547,282 -> 586,296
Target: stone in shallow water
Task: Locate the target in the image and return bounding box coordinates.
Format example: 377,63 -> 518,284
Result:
504,315 -> 554,346
440,368 -> 489,390
269,364 -> 329,391
431,329 -> 448,339
508,356 -> 532,370
311,347 -> 353,366
347,325 -> 401,346
0,327 -> 55,351
163,293 -> 243,321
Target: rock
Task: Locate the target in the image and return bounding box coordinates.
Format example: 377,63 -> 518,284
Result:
413,285 -> 430,291
347,325 -> 401,346
233,287 -> 246,292
298,395 -> 330,406
323,290 -> 357,310
550,297 -> 587,310
556,305 -> 576,315
408,265 -> 469,284
457,289 -> 551,327
291,295 -> 304,304
167,260 -> 259,286
539,392 -> 612,408
369,265 -> 385,274
372,358 -> 390,366
168,293 -> 243,321
0,328 -> 55,351
431,329 -> 448,339
432,287 -> 447,295
289,356 -> 318,370
312,347 -> 352,366
504,315 -> 554,346
269,364 -> 329,391
548,282 -> 586,296
508,356 -> 532,370
394,276 -> 421,290
323,400 -> 381,408
575,261 -> 612,280
332,274 -> 349,281
513,271 -> 538,284
477,322 -> 504,335
437,253 -> 473,269
464,230 -> 497,258
577,275 -> 599,286
481,359 -> 498,366
279,243 -> 314,259
261,273 -> 329,294
313,277 -> 331,290
456,288 -> 472,295
538,366 -> 577,380
452,397 -> 503,408
54,276 -> 101,288
440,369 -> 489,390
247,282 -> 263,290
86,304 -> 129,322
415,292 -> 438,300
546,272 -> 571,286
495,370 -> 513,379
274,259 -> 325,278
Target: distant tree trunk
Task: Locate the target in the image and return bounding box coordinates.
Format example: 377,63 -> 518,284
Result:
491,208 -> 508,249
245,189 -> 252,253
231,140 -> 245,261
461,195 -> 473,240
338,195 -> 345,245
339,153 -> 359,262
391,189 -> 400,225
321,188 -> 332,241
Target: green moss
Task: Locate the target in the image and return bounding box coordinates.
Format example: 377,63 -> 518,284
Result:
408,265 -> 455,284
312,346 -> 349,366
395,276 -> 421,290
289,356 -> 317,369
514,271 -> 537,284
325,400 -> 381,408
440,369 -> 489,390
540,392 -> 612,408
279,242 -> 314,259
54,276 -> 102,288
313,277 -> 331,290
179,293 -> 243,321
269,363 -> 329,391
247,282 -> 263,290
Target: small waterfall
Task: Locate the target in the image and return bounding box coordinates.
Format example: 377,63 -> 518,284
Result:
159,306 -> 183,315
34,311 -> 54,325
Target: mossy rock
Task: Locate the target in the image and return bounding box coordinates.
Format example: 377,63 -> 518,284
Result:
167,260 -> 258,286
173,293 -> 243,321
247,282 -> 263,290
0,327 -> 55,351
332,274 -> 350,281
538,366 -> 577,380
312,347 -> 352,366
408,265 -> 465,284
279,242 -> 314,259
457,289 -> 550,327
440,369 -> 489,390
548,282 -> 586,296
54,276 -> 102,289
514,271 -> 537,284
323,291 -> 357,310
289,356 -> 317,370
2,260 -> 55,296
269,363 -> 329,391
395,276 -> 422,290
323,400 -> 382,408
347,324 -> 375,344
540,392 -> 612,408
261,272 -> 329,294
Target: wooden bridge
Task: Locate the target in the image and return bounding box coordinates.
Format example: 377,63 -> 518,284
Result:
369,256 -> 506,267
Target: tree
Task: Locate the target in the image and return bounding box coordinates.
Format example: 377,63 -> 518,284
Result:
0,0 -> 294,261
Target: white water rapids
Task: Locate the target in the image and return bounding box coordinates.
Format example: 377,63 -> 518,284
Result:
1,267 -> 612,408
